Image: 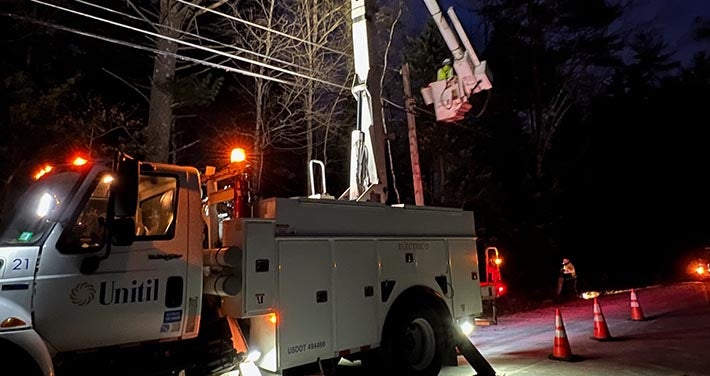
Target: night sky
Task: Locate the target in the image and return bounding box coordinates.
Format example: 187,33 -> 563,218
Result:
407,0 -> 710,63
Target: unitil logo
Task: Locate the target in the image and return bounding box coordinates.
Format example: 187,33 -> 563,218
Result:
70,282 -> 96,306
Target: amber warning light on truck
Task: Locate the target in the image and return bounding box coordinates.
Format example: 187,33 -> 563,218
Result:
33,155 -> 90,180
34,165 -> 53,180
72,156 -> 88,166
230,148 -> 246,163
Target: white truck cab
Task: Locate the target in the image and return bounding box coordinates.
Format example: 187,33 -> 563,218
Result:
0,157 -> 205,376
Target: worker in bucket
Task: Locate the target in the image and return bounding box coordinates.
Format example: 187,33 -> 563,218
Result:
555,258 -> 577,300
437,58 -> 454,81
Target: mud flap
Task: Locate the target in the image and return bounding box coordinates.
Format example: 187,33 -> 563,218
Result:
455,329 -> 497,376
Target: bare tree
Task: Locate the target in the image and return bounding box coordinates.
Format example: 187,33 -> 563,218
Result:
225,0 -> 304,191
288,0 -> 352,166
219,0 -> 352,190
126,0 -> 224,163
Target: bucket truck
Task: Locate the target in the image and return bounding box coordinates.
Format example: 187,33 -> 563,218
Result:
419,0 -> 493,123
0,1 -> 496,376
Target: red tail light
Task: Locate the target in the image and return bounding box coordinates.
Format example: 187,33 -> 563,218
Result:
695,265 -> 706,275
496,283 -> 507,297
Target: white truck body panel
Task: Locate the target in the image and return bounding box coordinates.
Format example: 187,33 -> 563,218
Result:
448,239 -> 483,316
0,246 -> 54,376
332,240 -> 379,352
241,220 -> 277,317
258,197 -> 476,237
278,239 -> 334,369
219,197 -> 481,372
0,246 -> 37,324
184,166 -> 207,340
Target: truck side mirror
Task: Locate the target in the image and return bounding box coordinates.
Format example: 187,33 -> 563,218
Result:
113,153 -> 139,218
81,153 -> 139,275
111,217 -> 136,246
80,217 -> 135,275
80,256 -> 101,275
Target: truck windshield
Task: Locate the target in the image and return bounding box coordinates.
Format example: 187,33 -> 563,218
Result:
0,171 -> 82,246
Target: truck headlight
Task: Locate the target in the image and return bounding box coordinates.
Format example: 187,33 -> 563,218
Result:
459,320 -> 475,336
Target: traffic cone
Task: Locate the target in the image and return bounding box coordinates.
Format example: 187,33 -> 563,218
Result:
548,309 -> 577,361
590,298 -> 613,341
630,289 -> 645,321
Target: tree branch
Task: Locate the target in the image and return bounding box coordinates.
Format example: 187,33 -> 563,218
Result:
124,0 -> 159,31
101,68 -> 149,103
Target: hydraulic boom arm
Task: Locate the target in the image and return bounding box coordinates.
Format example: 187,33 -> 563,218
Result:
345,0 -> 387,203
343,0 -> 492,202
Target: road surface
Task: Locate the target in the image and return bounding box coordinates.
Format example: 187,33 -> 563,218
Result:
331,281 -> 710,375
442,281 -> 710,376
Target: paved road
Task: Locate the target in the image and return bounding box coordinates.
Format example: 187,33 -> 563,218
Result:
441,281 -> 710,376
332,282 -> 710,376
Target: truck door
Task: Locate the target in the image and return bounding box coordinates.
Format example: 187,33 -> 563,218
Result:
34,169 -> 190,352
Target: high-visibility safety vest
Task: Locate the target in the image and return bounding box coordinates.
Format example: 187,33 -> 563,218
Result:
437,65 -> 453,81
562,262 -> 576,278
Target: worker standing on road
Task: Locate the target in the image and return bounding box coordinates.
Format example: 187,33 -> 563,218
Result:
555,258 -> 577,301
437,58 -> 454,81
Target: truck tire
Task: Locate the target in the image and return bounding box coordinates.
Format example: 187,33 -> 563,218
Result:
381,306 -> 445,376
0,342 -> 43,376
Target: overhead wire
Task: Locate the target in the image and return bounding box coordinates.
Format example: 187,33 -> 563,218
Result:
174,0 -> 351,58
381,97 -> 494,139
14,3 -> 496,200
73,0 -> 311,73
18,3 -> 492,139
35,0 -> 341,88
25,3 -> 490,132
1,12 -> 300,87
31,0 -> 349,90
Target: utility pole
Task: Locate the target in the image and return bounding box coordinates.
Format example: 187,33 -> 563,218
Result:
402,63 -> 424,206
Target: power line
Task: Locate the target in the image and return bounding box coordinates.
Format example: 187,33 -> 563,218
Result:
381,98 -> 494,138
31,0 -> 349,90
35,0 -> 340,88
2,12 -> 300,88
73,0 -> 311,73
174,0 -> 351,58
383,97 -> 406,111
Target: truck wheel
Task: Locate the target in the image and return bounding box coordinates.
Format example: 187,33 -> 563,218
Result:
0,343 -> 43,376
382,306 -> 444,376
